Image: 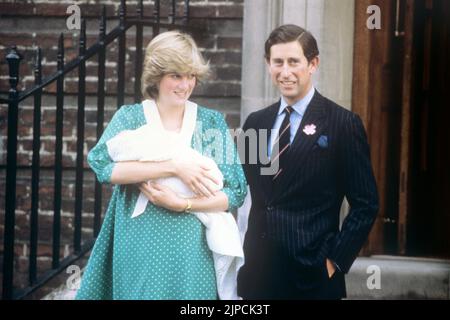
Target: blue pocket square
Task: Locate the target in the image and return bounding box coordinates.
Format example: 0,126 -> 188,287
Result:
317,135 -> 328,148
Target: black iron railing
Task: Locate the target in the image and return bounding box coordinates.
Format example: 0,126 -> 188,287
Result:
1,0 -> 194,300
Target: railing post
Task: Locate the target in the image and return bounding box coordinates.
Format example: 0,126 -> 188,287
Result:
74,19 -> 86,253
53,33 -> 65,269
183,0 -> 190,25
94,5 -> 107,238
134,0 -> 144,103
29,47 -> 42,286
117,0 -> 126,109
169,0 -> 176,24
153,0 -> 161,35
2,46 -> 23,300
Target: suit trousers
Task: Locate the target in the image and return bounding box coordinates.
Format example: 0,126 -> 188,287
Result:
238,238 -> 347,300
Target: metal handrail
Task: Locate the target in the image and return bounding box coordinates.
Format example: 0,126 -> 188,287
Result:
1,0 -> 193,300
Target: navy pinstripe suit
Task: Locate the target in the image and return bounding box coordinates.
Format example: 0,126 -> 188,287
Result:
237,91 -> 379,299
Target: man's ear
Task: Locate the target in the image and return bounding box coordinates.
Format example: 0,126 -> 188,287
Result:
308,56 -> 319,74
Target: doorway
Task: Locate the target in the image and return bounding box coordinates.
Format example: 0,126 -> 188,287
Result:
352,0 -> 450,257
406,0 -> 450,258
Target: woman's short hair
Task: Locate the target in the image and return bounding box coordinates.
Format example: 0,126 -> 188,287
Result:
264,24 -> 319,63
141,30 -> 210,99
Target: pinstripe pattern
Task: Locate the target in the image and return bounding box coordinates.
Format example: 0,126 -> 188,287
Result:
238,91 -> 379,297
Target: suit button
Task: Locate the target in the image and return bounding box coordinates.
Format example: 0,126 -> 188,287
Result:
267,206 -> 273,211
260,232 -> 266,239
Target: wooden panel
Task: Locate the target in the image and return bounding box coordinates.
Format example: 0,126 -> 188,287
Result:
352,0 -> 403,255
397,0 -> 415,255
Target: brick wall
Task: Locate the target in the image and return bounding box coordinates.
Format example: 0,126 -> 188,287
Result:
0,0 -> 243,297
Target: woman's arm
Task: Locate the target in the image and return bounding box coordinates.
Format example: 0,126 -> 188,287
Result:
213,112 -> 248,211
187,192 -> 229,212
88,105 -> 220,194
111,159 -> 220,198
110,160 -> 176,185
138,182 -> 228,212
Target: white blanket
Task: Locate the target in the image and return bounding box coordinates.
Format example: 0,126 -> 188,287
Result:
106,100 -> 244,300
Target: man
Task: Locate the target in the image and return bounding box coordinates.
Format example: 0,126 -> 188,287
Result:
237,24 -> 379,299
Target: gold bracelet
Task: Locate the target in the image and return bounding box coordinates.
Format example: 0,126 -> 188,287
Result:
184,199 -> 192,213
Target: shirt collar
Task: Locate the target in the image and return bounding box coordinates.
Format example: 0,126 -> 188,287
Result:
278,86 -> 315,117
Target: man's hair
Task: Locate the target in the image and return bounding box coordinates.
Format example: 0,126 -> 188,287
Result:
264,24 -> 319,63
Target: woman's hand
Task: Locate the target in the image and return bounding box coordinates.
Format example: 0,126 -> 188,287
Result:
171,159 -> 220,198
138,182 -> 187,213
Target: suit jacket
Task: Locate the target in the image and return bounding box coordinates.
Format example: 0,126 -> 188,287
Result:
238,91 -> 379,296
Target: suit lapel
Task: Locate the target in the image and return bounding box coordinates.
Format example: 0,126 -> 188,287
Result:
272,91 -> 328,200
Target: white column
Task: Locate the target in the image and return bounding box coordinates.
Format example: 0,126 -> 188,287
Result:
318,0 -> 355,109
282,0 -> 307,26
240,0 -> 283,123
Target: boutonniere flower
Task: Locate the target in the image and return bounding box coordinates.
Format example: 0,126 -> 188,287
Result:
303,124 -> 316,135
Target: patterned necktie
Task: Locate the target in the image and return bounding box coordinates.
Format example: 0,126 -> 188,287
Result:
271,106 -> 293,180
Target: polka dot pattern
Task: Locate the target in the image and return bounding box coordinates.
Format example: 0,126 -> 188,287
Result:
76,103 -> 247,300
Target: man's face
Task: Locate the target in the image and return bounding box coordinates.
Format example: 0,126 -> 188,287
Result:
267,41 -> 318,105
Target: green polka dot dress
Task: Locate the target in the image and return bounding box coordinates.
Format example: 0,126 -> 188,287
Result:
75,103 -> 247,300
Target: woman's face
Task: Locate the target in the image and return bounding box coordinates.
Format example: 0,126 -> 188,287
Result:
157,73 -> 196,106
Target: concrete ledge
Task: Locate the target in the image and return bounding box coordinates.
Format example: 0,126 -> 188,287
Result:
42,255 -> 450,300
41,285 -> 77,300
346,255 -> 450,299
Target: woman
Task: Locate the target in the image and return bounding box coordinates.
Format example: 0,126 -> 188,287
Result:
76,31 -> 247,300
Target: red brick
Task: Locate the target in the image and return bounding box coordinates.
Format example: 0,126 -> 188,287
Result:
189,5 -> 217,18
217,5 -> 243,19
192,33 -> 216,49
0,33 -> 35,47
215,65 -> 241,81
62,154 -> 76,167
18,125 -> 32,137
17,153 -> 32,166
204,51 -> 242,65
0,3 -> 34,16
217,37 -> 242,50
194,82 -> 241,97
17,140 -> 33,153
33,34 -> 74,49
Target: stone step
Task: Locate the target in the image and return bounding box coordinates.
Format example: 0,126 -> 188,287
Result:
346,255 -> 450,299
41,255 -> 450,300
